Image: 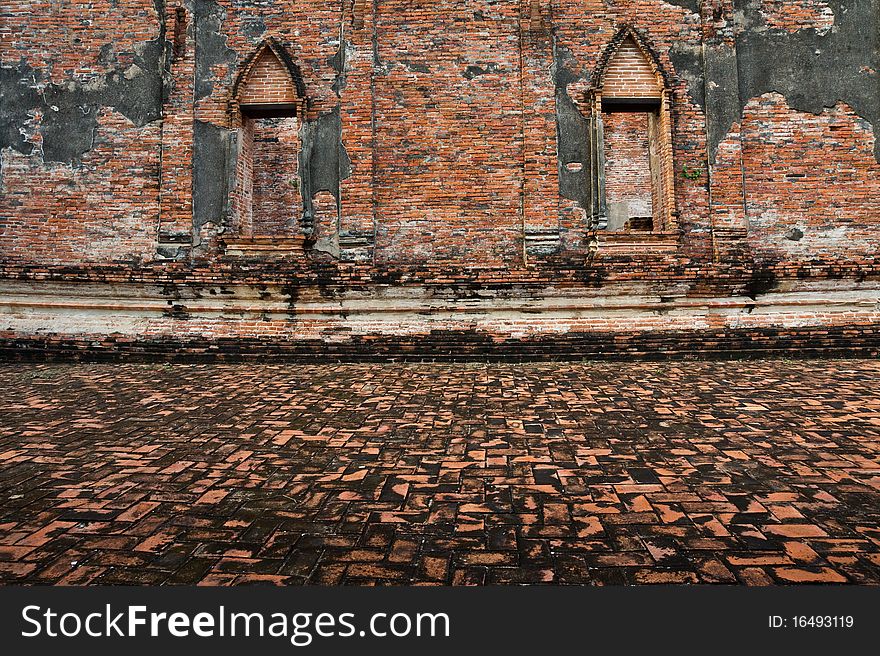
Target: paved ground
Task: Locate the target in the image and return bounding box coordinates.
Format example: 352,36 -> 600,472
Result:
1,360 -> 879,585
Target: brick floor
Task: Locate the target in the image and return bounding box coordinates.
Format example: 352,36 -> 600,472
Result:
1,359 -> 879,585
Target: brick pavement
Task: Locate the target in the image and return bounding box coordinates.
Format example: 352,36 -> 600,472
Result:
1,359 -> 879,585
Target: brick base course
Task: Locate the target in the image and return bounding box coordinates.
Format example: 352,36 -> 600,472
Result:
3,324 -> 879,362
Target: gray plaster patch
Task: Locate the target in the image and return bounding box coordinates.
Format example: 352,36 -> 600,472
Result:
664,0 -> 700,13
552,41 -> 599,218
0,33 -> 168,166
0,62 -> 41,158
330,39 -> 357,97
299,105 -> 352,233
193,119 -> 233,240
463,63 -> 502,79
785,227 -> 805,242
671,0 -> 880,163
194,0 -> 237,102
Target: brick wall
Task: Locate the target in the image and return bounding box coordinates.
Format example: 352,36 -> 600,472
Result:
370,1 -> 525,265
603,112 -> 654,230
251,117 -> 301,236
233,118 -> 255,236
743,93 -> 880,270
0,1 -> 879,354
0,0 -> 162,265
760,1 -> 835,34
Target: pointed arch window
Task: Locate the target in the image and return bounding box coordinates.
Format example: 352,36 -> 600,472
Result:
229,39 -> 311,239
587,27 -> 676,233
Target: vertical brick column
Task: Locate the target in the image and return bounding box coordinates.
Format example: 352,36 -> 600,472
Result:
654,87 -> 676,231
338,0 -> 377,262
234,117 -> 254,236
700,1 -> 749,247
520,0 -> 561,261
157,1 -> 196,259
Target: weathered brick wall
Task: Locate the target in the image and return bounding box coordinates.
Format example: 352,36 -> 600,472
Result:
760,0 -> 836,34
0,1 -> 878,354
251,117 -> 301,236
744,94 -> 880,271
0,0 -> 164,264
369,1 -> 525,265
603,112 -> 654,230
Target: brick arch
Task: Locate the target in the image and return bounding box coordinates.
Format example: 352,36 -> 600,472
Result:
590,25 -> 670,97
230,39 -> 308,120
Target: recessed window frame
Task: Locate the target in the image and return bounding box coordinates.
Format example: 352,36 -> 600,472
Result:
587,26 -> 678,235
228,39 -> 311,241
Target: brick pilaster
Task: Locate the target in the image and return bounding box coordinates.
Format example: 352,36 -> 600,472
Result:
157,1 -> 197,259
